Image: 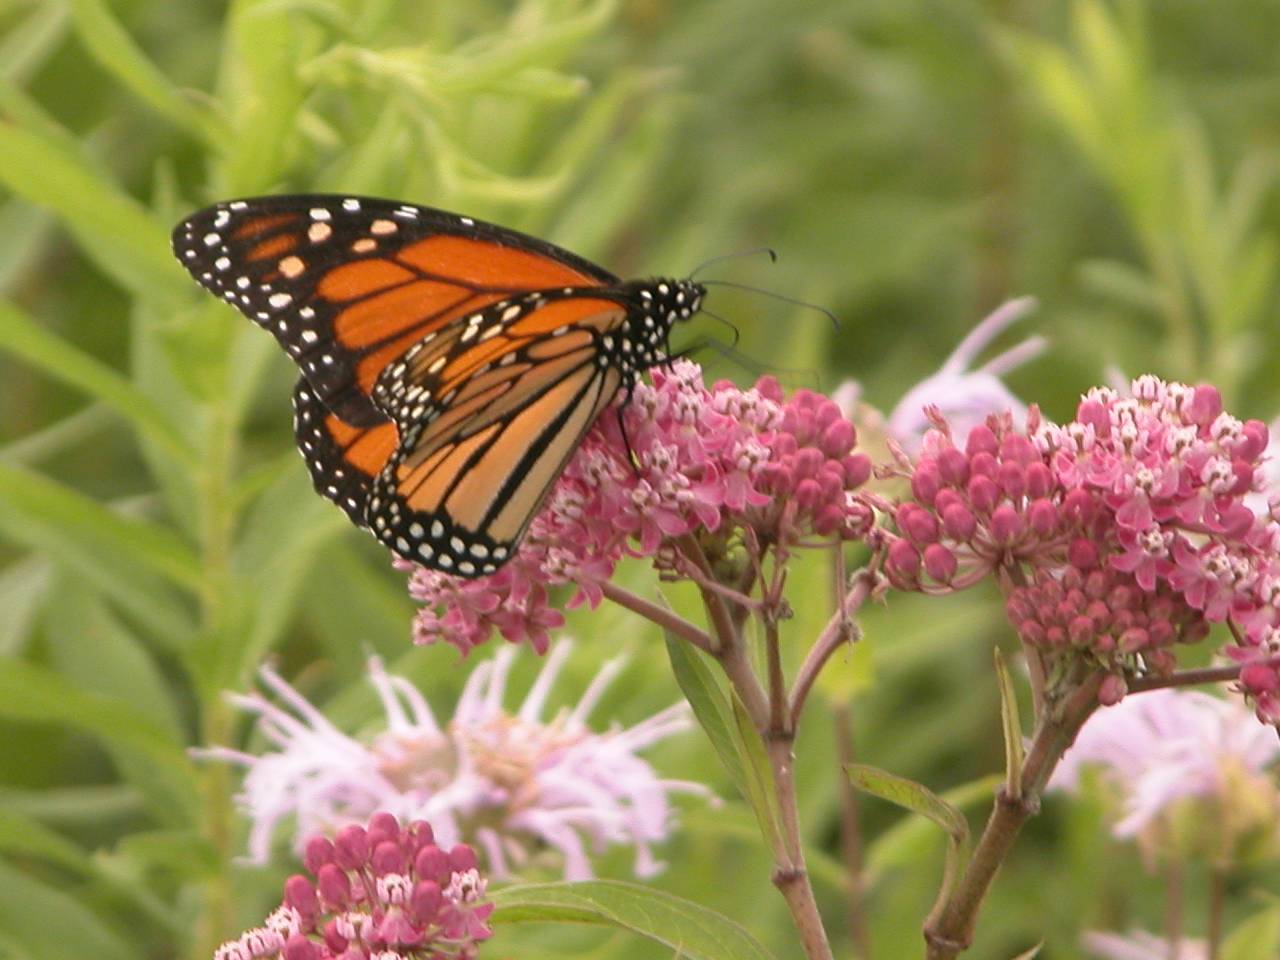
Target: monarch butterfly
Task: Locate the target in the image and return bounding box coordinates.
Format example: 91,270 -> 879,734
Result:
172,195 -> 704,577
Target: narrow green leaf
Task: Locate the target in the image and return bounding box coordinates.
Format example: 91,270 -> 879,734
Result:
0,3 -> 69,85
1008,942 -> 1043,960
663,631 -> 749,797
864,775 -> 1000,884
729,691 -> 786,854
0,300 -> 195,466
846,764 -> 968,844
491,880 -> 775,960
67,0 -> 221,143
0,859 -> 135,960
662,631 -> 787,852
0,123 -> 184,302
1221,904 -> 1280,960
0,809 -> 88,874
0,660 -> 197,824
0,465 -> 201,591
847,763 -> 970,914
993,647 -> 1025,800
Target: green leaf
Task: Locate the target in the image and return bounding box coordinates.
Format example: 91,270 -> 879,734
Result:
0,465 -> 202,592
847,763 -> 970,912
729,690 -> 786,854
1008,942 -> 1043,960
993,647 -> 1024,800
0,660 -> 197,824
0,809 -> 89,875
1221,904 -> 1280,960
491,880 -> 775,960
664,630 -> 749,796
0,859 -> 134,960
864,775 -> 1001,884
0,122 -> 186,303
67,0 -> 222,144
663,631 -> 784,851
0,300 -> 195,466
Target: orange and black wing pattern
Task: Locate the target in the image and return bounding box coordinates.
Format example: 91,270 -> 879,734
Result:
173,194 -> 706,577
172,195 -> 617,427
367,292 -> 632,575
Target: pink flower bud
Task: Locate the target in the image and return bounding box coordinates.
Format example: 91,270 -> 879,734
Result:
989,504 -> 1023,543
1186,384 -> 1222,425
923,544 -> 957,583
303,837 -> 334,874
1068,538 -> 1099,569
969,451 -> 998,479
842,453 -> 872,488
886,538 -> 921,582
367,812 -> 400,849
1024,462 -> 1053,498
333,825 -> 368,869
937,447 -> 970,485
820,420 -> 856,458
999,434 -> 1036,465
896,503 -> 939,544
413,845 -> 451,884
283,934 -> 318,960
966,423 -> 999,456
1026,498 -> 1057,535
372,840 -> 406,876
967,475 -> 1000,513
998,461 -> 1026,499
1098,674 -> 1128,706
284,875 -> 318,917
410,880 -> 442,924
911,464 -> 942,505
449,844 -> 479,873
795,478 -> 823,509
940,502 -> 977,541
316,864 -> 351,908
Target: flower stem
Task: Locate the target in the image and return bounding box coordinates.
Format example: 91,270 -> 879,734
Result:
597,580 -> 717,655
923,673 -> 1103,958
768,731 -> 835,960
1207,865 -> 1227,960
835,703 -> 872,959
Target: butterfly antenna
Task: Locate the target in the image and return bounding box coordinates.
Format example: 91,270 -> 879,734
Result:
688,247 -> 779,279
701,280 -> 840,331
700,307 -> 740,350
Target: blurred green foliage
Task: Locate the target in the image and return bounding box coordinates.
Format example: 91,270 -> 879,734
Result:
1,1 -> 1279,958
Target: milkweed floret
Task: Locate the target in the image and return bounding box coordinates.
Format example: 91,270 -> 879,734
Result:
403,360 -> 876,655
213,814 -> 492,960
885,376 -> 1280,722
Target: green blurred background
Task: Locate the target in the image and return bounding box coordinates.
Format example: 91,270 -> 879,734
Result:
2,1 -> 1279,958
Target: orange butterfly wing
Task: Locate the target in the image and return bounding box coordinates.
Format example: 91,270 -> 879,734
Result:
366,294 -> 631,575
172,195 -> 617,427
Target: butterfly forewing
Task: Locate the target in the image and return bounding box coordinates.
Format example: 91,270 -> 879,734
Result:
171,195 -> 617,427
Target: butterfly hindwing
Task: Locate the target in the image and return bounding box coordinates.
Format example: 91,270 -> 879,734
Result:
172,195 -> 618,427
292,377 -> 399,527
366,296 -> 630,575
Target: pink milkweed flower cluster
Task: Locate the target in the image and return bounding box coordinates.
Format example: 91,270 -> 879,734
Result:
201,643 -> 707,881
213,813 -> 492,960
884,376 -> 1280,718
1050,689 -> 1280,842
403,359 -> 874,654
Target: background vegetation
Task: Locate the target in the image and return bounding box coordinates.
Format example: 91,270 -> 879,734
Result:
2,1 -> 1279,958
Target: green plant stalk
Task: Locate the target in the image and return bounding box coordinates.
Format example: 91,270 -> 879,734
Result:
193,398 -> 239,960
922,673 -> 1104,959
